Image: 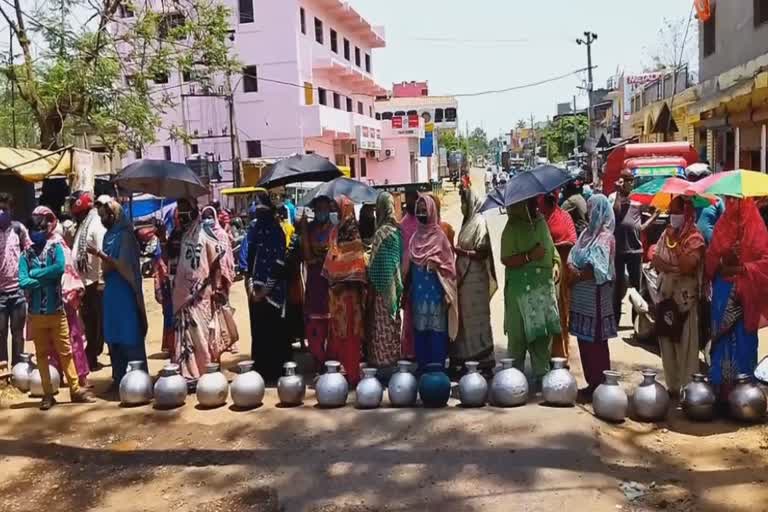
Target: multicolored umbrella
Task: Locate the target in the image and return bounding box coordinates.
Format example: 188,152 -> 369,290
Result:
687,169 -> 768,198
629,177 -> 712,210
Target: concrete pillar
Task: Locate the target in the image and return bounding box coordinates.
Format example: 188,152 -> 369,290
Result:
762,124 -> 767,173
735,126 -> 740,169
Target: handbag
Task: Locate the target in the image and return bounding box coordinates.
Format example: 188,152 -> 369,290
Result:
655,298 -> 687,342
208,305 -> 239,360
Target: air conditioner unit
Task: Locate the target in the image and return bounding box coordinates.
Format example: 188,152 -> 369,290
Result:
384,148 -> 395,159
367,150 -> 377,158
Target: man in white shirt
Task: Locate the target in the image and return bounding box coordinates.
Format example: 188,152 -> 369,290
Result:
69,191 -> 107,370
484,167 -> 494,193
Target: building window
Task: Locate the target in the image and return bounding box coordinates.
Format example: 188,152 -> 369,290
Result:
304,82 -> 314,105
346,97 -> 353,112
159,13 -> 185,40
125,74 -> 136,86
369,106 -> 373,117
406,110 -> 417,116
163,146 -> 171,161
330,29 -> 338,53
756,0 -> 768,26
118,2 -> 134,18
357,101 -> 364,115
343,39 -> 350,60
349,157 -> 356,177
360,158 -> 367,177
190,144 -> 199,154
375,113 -> 381,120
382,112 -> 393,120
239,0 -> 254,24
182,69 -> 192,82
434,109 -> 444,122
365,54 -> 371,73
246,140 -> 262,158
355,47 -> 361,67
135,147 -> 142,159
299,7 -> 306,34
394,111 -> 406,116
703,8 -> 716,57
318,88 -> 327,106
333,92 -> 341,109
153,72 -> 169,84
314,18 -> 324,44
445,108 -> 457,122
242,65 -> 258,92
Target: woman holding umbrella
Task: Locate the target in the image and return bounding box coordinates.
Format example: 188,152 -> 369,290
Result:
322,195 -> 368,385
500,198 -> 560,383
705,196 -> 768,402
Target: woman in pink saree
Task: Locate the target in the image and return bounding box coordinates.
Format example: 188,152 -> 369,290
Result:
172,204 -> 235,384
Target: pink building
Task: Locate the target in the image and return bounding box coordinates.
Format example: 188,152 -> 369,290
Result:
392,81 -> 429,98
120,0 -> 423,187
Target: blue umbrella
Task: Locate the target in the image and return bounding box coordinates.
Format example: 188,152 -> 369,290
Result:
298,177 -> 380,206
501,165 -> 572,206
479,185 -> 506,213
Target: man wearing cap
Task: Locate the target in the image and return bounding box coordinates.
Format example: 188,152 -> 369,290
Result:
69,191 -> 107,369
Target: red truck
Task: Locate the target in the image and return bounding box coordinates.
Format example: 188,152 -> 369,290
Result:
602,142 -> 700,196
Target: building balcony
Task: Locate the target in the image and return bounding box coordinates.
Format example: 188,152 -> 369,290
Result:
313,56 -> 387,97
302,104 -> 382,140
313,0 -> 386,48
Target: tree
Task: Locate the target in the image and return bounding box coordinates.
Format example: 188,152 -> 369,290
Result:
438,130 -> 462,152
542,115 -> 588,162
644,16 -> 699,79
0,0 -> 238,152
467,127 -> 488,158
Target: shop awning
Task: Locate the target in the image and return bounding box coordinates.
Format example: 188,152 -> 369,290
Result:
0,147 -> 71,182
220,186 -> 266,196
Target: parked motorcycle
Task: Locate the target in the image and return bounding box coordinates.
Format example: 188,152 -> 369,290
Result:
135,224 -> 159,278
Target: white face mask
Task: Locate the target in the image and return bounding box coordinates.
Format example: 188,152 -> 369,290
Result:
329,212 -> 339,225
669,214 -> 685,229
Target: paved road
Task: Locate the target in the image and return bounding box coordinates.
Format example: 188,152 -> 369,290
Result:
0,171 -> 766,511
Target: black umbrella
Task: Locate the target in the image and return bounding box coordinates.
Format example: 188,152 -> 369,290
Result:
115,159 -> 208,199
298,177 -> 380,206
501,165 -> 572,206
257,154 -> 342,189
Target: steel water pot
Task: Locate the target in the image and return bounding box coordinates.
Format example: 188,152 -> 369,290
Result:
119,360 -> 153,406
277,362 -> 305,406
29,364 -> 60,397
316,361 -> 348,407
630,369 -> 670,422
458,361 -> 487,407
490,358 -> 528,407
196,363 -> 229,408
356,367 -> 384,409
11,353 -> 34,393
681,373 -> 716,422
388,360 -> 418,407
542,357 -> 577,406
153,363 -> 187,409
592,370 -> 628,422
230,360 -> 266,409
728,374 -> 767,423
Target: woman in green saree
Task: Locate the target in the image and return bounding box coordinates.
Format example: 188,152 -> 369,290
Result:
501,198 -> 561,381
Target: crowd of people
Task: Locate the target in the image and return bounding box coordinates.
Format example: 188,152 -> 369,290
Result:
1,162 -> 767,410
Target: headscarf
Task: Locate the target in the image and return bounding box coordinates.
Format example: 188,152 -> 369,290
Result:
368,192 -> 403,317
428,192 -> 455,248
654,197 -> 705,272
201,205 -> 236,286
408,194 -> 459,339
568,194 -> 616,285
102,199 -> 143,295
31,206 -> 84,305
322,195 -> 367,285
70,192 -> 96,273
456,188 -> 497,298
705,197 -> 768,332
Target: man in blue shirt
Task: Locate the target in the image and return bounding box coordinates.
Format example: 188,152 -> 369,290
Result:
19,208 -> 94,410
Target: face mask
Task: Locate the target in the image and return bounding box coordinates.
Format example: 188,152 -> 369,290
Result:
669,214 -> 685,229
0,209 -> 10,229
203,218 -> 216,228
416,214 -> 428,225
30,230 -> 47,246
315,210 -> 329,223
329,212 -> 339,225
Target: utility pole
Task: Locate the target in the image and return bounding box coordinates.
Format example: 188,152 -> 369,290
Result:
530,113 -> 536,168
573,95 -> 579,155
577,31 -> 597,179
9,30 -> 16,147
226,70 -> 242,188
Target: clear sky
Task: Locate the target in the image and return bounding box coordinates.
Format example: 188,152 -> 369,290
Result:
349,0 -> 695,138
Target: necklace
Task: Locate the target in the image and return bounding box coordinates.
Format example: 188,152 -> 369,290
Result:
665,237 -> 679,249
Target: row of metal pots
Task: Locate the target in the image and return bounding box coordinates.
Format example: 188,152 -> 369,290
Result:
11,353 -> 767,423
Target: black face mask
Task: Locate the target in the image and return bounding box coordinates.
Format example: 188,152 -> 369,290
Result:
416,214 -> 428,225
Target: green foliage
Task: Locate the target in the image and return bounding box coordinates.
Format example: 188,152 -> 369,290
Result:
0,0 -> 239,153
467,127 -> 488,158
438,130 -> 462,152
542,115 -> 588,162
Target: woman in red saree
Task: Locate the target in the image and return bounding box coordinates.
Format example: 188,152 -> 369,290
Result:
322,196 -> 367,385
